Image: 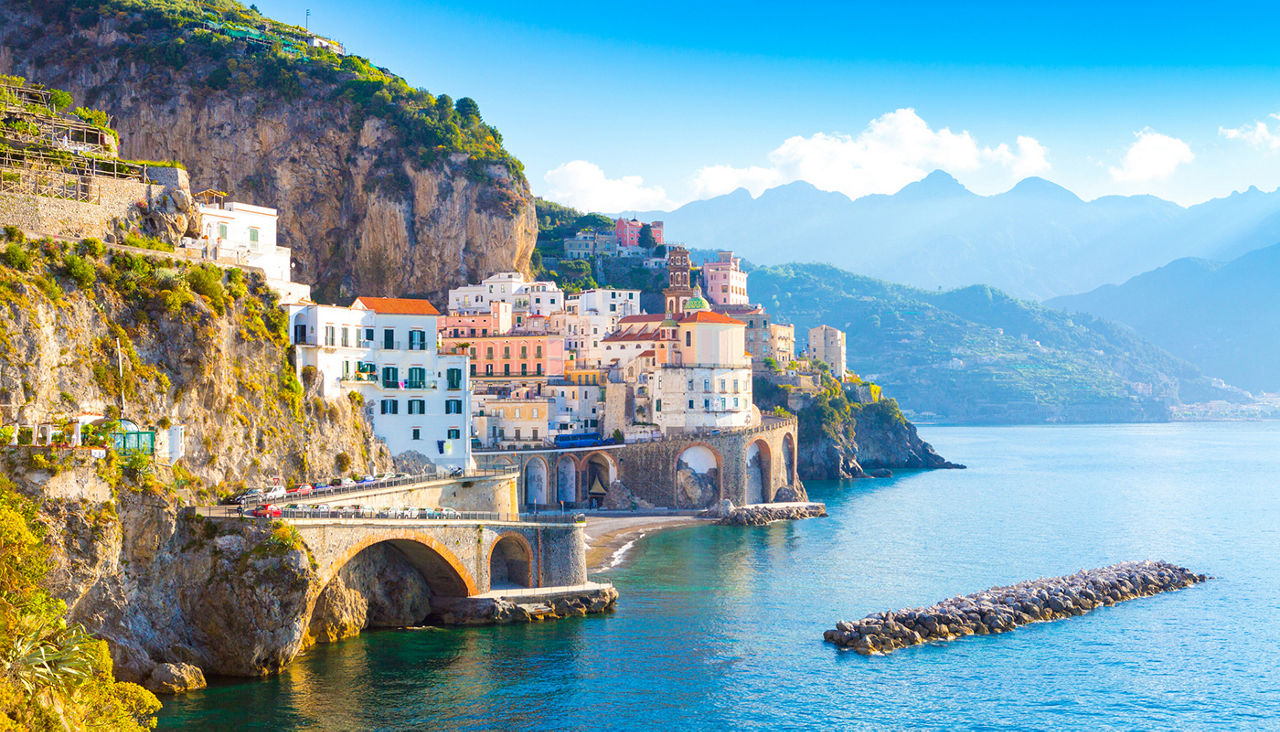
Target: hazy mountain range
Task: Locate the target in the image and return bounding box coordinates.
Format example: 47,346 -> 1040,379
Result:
748,264 -> 1243,424
626,173 -> 1280,300
1048,243 -> 1280,394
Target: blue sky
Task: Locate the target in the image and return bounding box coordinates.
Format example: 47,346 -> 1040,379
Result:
259,0 -> 1280,210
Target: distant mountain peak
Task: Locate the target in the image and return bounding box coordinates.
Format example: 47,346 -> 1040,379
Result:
894,170 -> 974,199
1004,176 -> 1082,202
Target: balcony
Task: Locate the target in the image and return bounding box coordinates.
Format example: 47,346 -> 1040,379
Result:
405,380 -> 427,390
380,340 -> 403,351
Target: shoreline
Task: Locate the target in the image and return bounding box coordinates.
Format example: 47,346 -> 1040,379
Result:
584,515 -> 710,572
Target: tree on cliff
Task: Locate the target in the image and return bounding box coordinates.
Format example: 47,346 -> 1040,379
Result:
638,223 -> 657,250
0,477 -> 160,730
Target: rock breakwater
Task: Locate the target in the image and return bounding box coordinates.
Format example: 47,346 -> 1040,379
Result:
714,502 -> 828,526
824,561 -> 1208,655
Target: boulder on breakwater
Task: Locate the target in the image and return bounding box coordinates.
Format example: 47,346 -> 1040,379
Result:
824,560 -> 1209,655
431,584 -> 618,625
713,502 -> 828,526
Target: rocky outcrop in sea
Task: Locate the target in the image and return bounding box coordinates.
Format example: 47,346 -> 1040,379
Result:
824,561 -> 1208,655
711,502 -> 828,526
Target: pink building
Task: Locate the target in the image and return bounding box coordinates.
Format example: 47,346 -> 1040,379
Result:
438,301 -> 513,338
703,250 -> 749,306
614,217 -> 664,249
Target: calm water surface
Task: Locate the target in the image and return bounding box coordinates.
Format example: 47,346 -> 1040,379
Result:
159,423 -> 1280,729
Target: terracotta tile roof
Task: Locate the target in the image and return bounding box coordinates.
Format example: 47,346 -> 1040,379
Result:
619,314 -> 665,324
680,311 -> 744,325
354,296 -> 440,315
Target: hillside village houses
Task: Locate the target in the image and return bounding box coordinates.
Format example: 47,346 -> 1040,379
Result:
808,324 -> 848,379
286,296 -> 472,472
180,192 -> 311,304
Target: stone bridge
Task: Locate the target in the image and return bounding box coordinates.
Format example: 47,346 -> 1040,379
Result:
292,516 -> 587,598
475,416 -> 802,510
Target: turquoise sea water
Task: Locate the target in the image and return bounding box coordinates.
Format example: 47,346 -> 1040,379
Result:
158,423 -> 1280,729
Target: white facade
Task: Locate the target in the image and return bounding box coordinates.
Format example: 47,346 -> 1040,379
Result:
186,200 -> 310,303
572,288 -> 642,317
652,364 -> 756,434
447,272 -> 566,322
286,297 -> 472,471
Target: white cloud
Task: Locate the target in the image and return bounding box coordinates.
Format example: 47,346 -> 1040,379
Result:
1109,128 -> 1195,182
981,136 -> 1051,178
686,108 -> 1049,201
542,160 -> 673,212
1220,113 -> 1280,152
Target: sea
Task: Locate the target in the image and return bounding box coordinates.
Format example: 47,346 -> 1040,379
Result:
157,423 -> 1280,730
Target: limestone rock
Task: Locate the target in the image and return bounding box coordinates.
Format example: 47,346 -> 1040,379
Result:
144,663 -> 207,695
715,502 -> 828,526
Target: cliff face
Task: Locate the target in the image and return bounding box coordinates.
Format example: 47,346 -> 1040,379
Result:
0,2 -> 537,302
0,241 -> 398,682
848,400 -> 963,472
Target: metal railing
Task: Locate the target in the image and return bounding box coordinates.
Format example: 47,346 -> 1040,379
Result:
239,506 -> 585,525
237,468 -> 515,506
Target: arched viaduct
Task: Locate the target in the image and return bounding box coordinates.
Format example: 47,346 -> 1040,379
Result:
474,416 -> 802,510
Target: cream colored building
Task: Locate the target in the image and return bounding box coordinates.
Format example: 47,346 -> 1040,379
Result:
807,324 -> 847,379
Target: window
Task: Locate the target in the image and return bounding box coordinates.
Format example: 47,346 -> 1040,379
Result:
324,326 -> 335,346
412,428 -> 421,440
341,328 -> 349,347
720,379 -> 726,392
408,330 -> 426,351
703,379 -> 711,391
520,345 -> 528,358
383,328 -> 395,349
486,346 -> 494,359
720,398 -> 726,410
364,327 -> 374,344
408,399 -> 425,414
536,363 -> 543,375
447,428 -> 461,439
407,367 -> 426,389
380,399 -> 398,415
446,399 -> 462,414
486,364 -> 493,375
515,428 -> 522,440
504,364 -> 511,376
704,399 -> 711,409
248,227 -> 259,244
218,223 -> 228,239
447,368 -> 463,390
521,363 -> 528,375
685,331 -> 692,347
470,364 -> 477,376
688,400 -> 694,409
656,399 -> 662,412
382,366 -> 398,388
503,346 -> 511,358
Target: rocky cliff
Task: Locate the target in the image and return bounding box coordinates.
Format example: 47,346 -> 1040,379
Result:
754,376 -> 961,480
0,236 -> 402,686
0,0 -> 536,303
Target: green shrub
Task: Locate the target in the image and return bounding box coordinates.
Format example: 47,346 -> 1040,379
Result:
49,88 -> 74,111
186,265 -> 226,314
64,254 -> 96,289
3,225 -> 24,243
2,242 -> 32,271
79,237 -> 106,257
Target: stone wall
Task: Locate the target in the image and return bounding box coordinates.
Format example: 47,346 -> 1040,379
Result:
304,474 -> 519,515
0,169 -> 188,242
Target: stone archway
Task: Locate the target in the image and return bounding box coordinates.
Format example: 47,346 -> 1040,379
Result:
489,532 -> 534,589
581,451 -> 618,506
556,454 -> 578,504
308,533 -> 477,644
783,432 -> 796,484
675,444 -> 721,509
745,439 -> 771,504
524,457 -> 549,506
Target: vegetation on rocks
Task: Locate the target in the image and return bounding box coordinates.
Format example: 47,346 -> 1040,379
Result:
0,477 -> 159,730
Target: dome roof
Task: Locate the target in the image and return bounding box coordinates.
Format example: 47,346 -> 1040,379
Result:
684,293 -> 709,312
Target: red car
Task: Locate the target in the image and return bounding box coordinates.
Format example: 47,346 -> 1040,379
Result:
251,504 -> 282,518
287,484 -> 314,496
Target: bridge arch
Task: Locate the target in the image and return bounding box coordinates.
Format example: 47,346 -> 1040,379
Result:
524,456 -> 549,506
782,431 -> 796,485
745,438 -> 771,504
318,530 -> 479,598
581,451 -> 618,505
556,454 -> 579,504
489,532 -> 534,589
674,443 -> 722,509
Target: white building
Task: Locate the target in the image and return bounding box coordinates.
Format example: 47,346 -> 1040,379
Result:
447,272 -> 566,326
572,288 -> 642,318
287,296 -> 472,471
563,231 -> 619,259
184,198 -> 310,303
808,324 -> 847,379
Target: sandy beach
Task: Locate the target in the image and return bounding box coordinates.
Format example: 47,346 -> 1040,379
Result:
584,515 -> 709,572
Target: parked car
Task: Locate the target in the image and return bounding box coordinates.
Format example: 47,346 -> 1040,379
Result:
264,485 -> 287,500
340,477 -> 357,487
236,489 -> 263,504
448,466 -> 464,477
359,475 -> 376,484
438,507 -> 459,517
251,504 -> 282,518
288,484 -> 314,496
